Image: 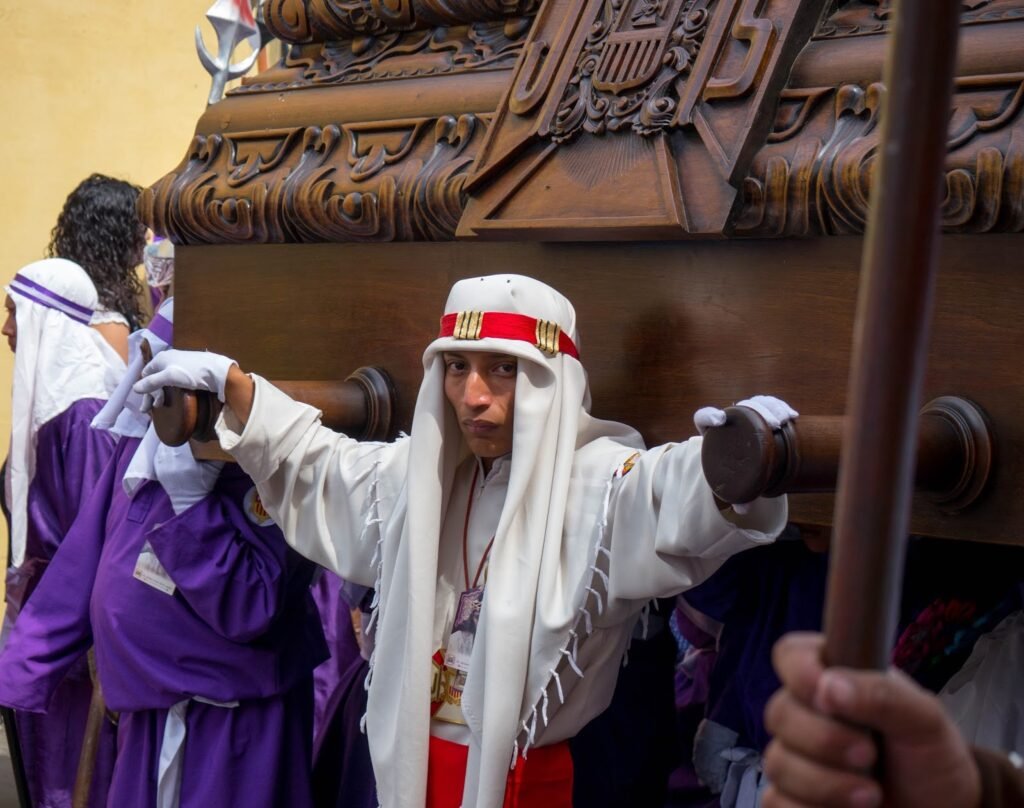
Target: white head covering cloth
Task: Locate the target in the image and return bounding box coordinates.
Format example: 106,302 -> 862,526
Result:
5,258 -> 124,566
366,275 -> 643,808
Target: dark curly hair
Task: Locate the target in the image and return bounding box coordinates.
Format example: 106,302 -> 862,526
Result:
47,174 -> 147,329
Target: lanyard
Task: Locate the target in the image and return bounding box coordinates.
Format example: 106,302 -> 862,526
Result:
462,463 -> 495,590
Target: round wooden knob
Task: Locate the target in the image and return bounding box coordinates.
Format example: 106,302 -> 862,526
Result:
918,396 -> 994,512
699,407 -> 788,504
700,397 -> 994,511
149,388 -> 221,447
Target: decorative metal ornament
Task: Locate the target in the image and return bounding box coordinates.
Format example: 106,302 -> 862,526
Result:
195,0 -> 262,105
453,311 -> 484,340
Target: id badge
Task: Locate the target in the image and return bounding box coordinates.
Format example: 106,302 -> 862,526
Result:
444,587 -> 483,672
133,541 -> 176,596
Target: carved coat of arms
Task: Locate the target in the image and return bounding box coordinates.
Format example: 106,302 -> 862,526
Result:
593,0 -> 687,93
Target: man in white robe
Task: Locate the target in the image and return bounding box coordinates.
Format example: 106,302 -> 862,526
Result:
135,274 -> 792,808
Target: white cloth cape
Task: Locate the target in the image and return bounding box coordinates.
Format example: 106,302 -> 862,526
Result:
5,258 -> 124,566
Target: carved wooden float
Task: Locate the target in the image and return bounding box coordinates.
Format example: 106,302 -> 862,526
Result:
143,0 -> 1024,549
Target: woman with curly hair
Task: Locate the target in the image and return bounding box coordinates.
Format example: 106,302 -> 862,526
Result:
48,173 -> 148,360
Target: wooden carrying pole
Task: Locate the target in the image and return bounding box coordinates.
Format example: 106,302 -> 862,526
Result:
823,0 -> 962,670
72,651 -> 107,808
0,707 -> 31,808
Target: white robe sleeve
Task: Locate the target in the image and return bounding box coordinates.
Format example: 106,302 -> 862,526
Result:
216,374 -> 407,587
605,436 -> 787,603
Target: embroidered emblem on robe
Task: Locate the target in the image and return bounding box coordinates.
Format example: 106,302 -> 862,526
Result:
243,487 -> 275,526
616,452 -> 641,478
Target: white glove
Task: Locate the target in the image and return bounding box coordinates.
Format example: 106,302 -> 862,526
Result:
734,395 -> 799,429
693,406 -> 727,435
134,349 -> 237,409
693,395 -> 799,515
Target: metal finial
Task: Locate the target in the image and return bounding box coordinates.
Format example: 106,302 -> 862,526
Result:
195,0 -> 262,106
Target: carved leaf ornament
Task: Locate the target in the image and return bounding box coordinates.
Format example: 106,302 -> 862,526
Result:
814,0 -> 1020,40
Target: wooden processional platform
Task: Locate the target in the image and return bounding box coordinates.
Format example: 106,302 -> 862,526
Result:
144,0 -> 1024,548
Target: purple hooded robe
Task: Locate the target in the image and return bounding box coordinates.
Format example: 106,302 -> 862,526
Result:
0,436 -> 328,807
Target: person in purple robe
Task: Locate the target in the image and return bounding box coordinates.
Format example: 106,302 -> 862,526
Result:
311,575 -> 378,808
0,300 -> 328,808
680,525 -> 830,807
1,257 -> 125,808
311,571 -> 361,748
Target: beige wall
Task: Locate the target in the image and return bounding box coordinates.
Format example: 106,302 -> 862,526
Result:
0,0 -> 233,580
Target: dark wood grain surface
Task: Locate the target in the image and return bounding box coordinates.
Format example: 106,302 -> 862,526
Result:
175,234 -> 1024,545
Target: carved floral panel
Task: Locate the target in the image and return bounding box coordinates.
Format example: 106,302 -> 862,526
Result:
233,18 -> 529,92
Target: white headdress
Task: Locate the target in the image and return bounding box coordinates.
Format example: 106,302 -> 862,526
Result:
367,275 -> 643,808
5,259 -> 124,566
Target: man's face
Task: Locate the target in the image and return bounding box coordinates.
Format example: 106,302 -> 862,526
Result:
443,351 -> 517,464
2,296 -> 16,353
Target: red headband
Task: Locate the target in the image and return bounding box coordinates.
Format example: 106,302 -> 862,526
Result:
438,311 -> 579,359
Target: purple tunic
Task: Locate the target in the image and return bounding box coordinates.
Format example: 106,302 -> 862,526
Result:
683,536 -> 828,751
310,576 -> 377,808
3,398 -> 117,808
0,437 -> 328,807
311,571 -> 362,752
5,398 -> 115,619
312,654 -> 376,808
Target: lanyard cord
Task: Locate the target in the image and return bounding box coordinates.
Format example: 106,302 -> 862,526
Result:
462,463 -> 495,590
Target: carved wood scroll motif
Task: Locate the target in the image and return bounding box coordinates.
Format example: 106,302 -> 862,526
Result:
143,0 -> 1024,242
814,0 -> 1023,40
229,20 -> 529,93
142,115 -> 488,243
141,0 -> 532,244
736,78 -> 1024,236
736,2 -> 1024,236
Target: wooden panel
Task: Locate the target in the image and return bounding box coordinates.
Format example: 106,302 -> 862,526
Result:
175,235 -> 1024,545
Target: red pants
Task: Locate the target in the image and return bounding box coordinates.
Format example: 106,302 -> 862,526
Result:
426,735 -> 573,808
